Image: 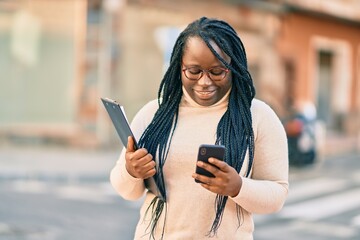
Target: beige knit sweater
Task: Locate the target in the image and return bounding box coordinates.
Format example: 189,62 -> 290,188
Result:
110,89 -> 289,239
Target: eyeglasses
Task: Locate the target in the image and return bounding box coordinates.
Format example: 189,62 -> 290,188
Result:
182,65 -> 229,81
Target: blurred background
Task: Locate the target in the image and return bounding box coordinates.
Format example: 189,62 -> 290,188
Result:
0,0 -> 359,239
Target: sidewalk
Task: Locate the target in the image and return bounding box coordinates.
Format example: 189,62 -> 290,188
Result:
0,145 -> 122,183
0,141 -> 358,184
0,145 -> 139,240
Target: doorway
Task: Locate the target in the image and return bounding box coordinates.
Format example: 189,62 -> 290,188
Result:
316,50 -> 334,129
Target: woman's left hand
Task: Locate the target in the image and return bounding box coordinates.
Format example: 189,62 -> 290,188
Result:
192,158 -> 242,197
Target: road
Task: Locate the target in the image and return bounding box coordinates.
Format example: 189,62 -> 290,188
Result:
0,180 -> 140,240
0,146 -> 140,240
0,146 -> 359,239
254,153 -> 360,240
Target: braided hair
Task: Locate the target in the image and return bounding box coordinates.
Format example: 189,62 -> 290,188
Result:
138,16 -> 256,239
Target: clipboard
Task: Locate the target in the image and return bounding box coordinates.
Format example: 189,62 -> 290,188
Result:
101,98 -> 138,149
100,97 -> 162,199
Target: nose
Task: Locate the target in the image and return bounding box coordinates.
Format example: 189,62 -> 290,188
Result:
197,72 -> 212,85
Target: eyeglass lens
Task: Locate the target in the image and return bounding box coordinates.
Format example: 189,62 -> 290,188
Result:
184,67 -> 227,81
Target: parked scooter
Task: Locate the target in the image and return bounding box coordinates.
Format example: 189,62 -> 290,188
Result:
284,101 -> 317,166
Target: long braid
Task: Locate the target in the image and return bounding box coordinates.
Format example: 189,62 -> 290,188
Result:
198,18 -> 255,235
138,17 -> 256,238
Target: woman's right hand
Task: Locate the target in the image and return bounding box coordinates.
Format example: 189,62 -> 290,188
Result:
125,136 -> 156,179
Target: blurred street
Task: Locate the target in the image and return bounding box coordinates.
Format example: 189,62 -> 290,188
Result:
254,152 -> 360,240
0,145 -> 359,240
1,0 -> 360,239
0,146 -> 141,240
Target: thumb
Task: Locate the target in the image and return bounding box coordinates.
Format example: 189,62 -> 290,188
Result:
126,136 -> 135,153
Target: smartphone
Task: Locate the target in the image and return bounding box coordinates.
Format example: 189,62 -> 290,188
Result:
195,144 -> 226,183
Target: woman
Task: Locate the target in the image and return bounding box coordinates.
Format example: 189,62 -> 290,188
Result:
110,17 -> 288,239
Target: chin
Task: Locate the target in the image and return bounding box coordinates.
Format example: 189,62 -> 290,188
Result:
196,98 -> 216,106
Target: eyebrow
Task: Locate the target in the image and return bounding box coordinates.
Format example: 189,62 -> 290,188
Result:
182,63 -> 226,68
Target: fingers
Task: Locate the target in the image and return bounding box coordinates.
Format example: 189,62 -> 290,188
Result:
192,159 -> 242,197
192,172 -> 212,186
196,158 -> 226,177
208,157 -> 227,170
192,160 -> 220,186
126,136 -> 135,152
128,152 -> 154,169
125,146 -> 156,179
130,154 -> 155,172
139,160 -> 156,179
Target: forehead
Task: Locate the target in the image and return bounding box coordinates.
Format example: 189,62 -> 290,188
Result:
182,37 -> 230,64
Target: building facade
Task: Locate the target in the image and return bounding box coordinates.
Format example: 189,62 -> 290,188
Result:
0,0 -> 359,155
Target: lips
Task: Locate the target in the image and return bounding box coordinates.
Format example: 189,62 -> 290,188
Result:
194,89 -> 216,99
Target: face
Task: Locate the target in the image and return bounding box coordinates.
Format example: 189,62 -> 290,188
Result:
181,37 -> 232,106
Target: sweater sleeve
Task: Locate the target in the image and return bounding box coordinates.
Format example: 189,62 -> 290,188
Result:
230,100 -> 289,214
110,100 -> 159,200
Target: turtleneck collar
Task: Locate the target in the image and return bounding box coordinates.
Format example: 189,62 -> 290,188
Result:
181,85 -> 231,108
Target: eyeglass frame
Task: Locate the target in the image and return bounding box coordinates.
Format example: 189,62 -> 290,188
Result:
181,64 -> 230,81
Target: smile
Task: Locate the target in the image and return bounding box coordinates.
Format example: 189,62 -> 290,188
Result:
194,89 -> 216,98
